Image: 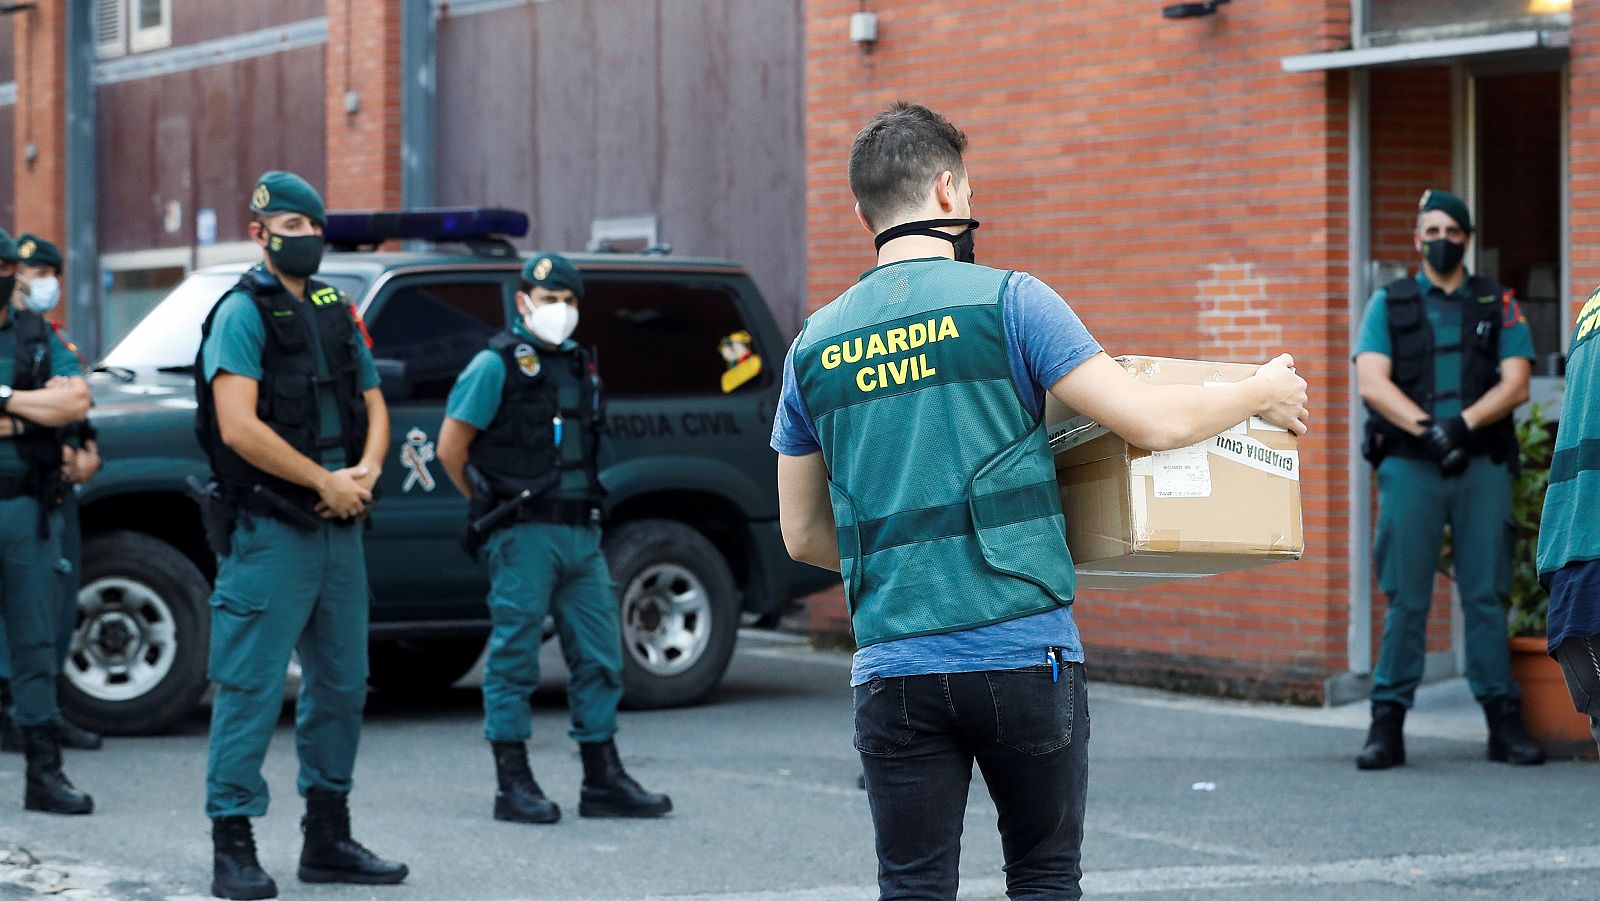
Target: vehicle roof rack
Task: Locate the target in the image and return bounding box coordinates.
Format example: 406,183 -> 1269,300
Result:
325,208 -> 530,256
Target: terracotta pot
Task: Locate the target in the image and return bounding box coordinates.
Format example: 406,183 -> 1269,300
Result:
1509,635 -> 1598,760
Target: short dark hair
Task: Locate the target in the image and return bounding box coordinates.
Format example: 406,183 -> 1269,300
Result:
848,102 -> 968,230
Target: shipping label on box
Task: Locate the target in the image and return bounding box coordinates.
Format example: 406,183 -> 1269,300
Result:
1046,356 -> 1305,589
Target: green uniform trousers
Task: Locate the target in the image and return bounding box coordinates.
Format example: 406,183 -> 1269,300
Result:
1372,455 -> 1519,706
481,522 -> 622,744
0,496 -> 64,726
204,515 -> 370,819
0,490 -> 78,683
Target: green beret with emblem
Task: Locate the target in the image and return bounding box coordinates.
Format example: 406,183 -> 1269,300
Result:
520,252 -> 584,300
250,170 -> 327,227
1418,189 -> 1472,234
0,228 -> 17,264
16,234 -> 63,271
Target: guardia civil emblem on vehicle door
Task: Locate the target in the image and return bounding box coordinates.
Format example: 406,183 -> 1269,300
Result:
400,427 -> 437,492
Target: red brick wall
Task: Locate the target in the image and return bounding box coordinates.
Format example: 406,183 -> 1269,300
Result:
12,3 -> 66,299
1573,0 -> 1600,325
805,0 -> 1354,699
323,0 -> 402,211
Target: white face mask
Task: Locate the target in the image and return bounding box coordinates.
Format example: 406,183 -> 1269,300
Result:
23,275 -> 60,314
524,300 -> 579,346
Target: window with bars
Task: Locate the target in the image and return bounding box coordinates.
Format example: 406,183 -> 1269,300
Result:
97,0 -> 171,57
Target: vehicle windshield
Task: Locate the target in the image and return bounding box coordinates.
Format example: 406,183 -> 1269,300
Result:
101,270 -> 368,371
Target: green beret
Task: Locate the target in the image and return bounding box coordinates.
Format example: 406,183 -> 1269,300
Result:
521,252 -> 584,300
16,234 -> 62,271
0,228 -> 17,264
1418,189 -> 1472,233
250,170 -> 327,227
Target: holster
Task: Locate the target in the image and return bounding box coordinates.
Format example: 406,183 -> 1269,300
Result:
185,476 -> 241,557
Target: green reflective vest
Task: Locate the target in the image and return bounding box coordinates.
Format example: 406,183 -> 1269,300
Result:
1538,289 -> 1600,580
794,259 -> 1075,647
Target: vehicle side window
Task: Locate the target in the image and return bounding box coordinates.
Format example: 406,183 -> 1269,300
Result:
577,277 -> 765,398
366,279 -> 506,402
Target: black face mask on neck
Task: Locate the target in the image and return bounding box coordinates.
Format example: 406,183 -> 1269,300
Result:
873,218 -> 980,264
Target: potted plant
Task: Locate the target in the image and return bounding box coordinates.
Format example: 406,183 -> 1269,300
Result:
1503,402 -> 1595,757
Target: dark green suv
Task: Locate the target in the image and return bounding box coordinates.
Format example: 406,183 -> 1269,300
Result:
66,218 -> 832,734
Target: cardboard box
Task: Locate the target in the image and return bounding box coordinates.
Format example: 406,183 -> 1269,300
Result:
1045,356 -> 1304,589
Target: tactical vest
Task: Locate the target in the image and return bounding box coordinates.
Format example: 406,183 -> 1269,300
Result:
4,309 -> 66,533
794,259 -> 1076,648
1362,275 -> 1517,466
467,332 -> 605,505
194,267 -> 369,514
1537,290 -> 1600,582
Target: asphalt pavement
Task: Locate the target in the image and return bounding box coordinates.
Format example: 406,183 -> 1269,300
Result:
2,630 -> 1597,900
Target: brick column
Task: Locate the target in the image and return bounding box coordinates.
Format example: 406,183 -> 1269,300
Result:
324,0 -> 404,211
1572,0 -> 1600,321
12,2 -> 66,281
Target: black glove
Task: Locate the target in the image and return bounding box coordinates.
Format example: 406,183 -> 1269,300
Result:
1417,415 -> 1471,476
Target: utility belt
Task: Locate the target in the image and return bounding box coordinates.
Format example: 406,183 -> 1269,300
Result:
0,471 -> 67,538
187,477 -> 347,557
505,496 -> 604,527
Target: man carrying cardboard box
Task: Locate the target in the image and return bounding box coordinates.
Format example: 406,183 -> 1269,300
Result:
1353,189 -> 1543,770
772,102 -> 1309,901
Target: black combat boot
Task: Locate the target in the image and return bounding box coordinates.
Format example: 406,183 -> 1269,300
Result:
578,739 -> 672,818
297,792 -> 409,885
1356,701 -> 1407,771
1483,696 -> 1546,765
0,679 -> 20,753
53,717 -> 103,751
491,740 -> 561,824
211,816 -> 277,900
21,725 -> 93,814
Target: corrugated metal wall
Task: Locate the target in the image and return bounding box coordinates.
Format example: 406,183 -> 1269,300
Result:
435,0 -> 806,333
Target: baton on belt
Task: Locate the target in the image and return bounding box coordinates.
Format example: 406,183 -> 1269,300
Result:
468,489 -> 533,540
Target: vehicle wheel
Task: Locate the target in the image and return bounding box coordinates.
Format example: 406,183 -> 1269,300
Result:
604,519 -> 739,709
58,531 -> 211,736
367,637 -> 486,693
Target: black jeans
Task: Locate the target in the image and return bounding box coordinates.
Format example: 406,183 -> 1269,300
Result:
1553,635 -> 1600,752
854,661 -> 1089,901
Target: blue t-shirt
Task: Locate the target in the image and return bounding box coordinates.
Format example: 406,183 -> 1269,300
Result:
1548,558 -> 1600,654
771,268 -> 1103,685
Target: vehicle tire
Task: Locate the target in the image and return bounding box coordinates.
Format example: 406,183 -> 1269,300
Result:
58,531 -> 211,736
367,637 -> 486,693
604,519 -> 739,709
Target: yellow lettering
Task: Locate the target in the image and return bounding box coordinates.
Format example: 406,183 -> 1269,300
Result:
887,359 -> 909,385
842,338 -> 863,364
856,366 -> 876,392
876,362 -> 887,387
907,322 -> 928,348
821,345 -> 841,370
1581,312 -> 1598,341
866,333 -> 888,360
937,315 -> 960,341
918,353 -> 935,378
886,327 -> 909,354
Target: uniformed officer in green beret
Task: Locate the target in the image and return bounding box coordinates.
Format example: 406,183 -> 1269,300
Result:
0,225 -> 94,814
1353,189 -> 1544,770
436,251 -> 671,824
0,234 -> 105,753
196,171 -> 406,899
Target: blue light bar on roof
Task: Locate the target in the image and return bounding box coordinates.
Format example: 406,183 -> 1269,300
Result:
324,208 -> 530,246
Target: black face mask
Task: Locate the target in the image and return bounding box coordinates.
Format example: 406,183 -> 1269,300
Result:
266,231 -> 325,278
1422,238 -> 1466,276
0,274 -> 14,308
873,218 -> 980,264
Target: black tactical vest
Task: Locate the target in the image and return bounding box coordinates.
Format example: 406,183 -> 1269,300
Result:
194,266 -> 369,512
467,331 -> 604,505
5,309 -> 66,532
1362,275 -> 1517,466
